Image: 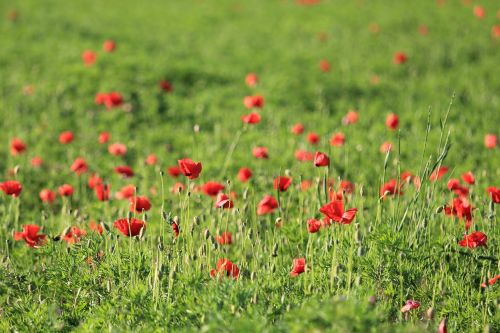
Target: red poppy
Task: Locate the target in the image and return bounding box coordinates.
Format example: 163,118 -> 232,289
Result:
245,73 -> 258,87
252,147 -> 269,159
62,226 -> 86,244
487,186 -> 500,204
241,112 -> 261,124
339,180 -> 354,194
313,151 -> 329,167
393,52 -> 408,65
473,5 -> 485,19
319,59 -> 331,72
103,40 -> 116,52
14,225 -> 46,248
98,131 -> 110,144
70,157 -> 88,175
492,25 -> 500,39
39,189 -> 56,203
0,180 -> 22,197
58,184 -> 74,197
238,167 -> 252,182
274,176 -> 292,192
342,110 -> 359,125
243,95 -> 264,109
481,275 -> 500,288
89,220 -> 103,235
461,171 -> 475,185
145,154 -> 157,165
291,123 -> 305,135
114,218 -> 146,237
295,149 -> 314,162
330,132 -> 345,147
159,80 -> 173,93
458,231 -> 487,248
108,143 -> 127,156
447,179 -> 469,197
105,92 -> 123,109
59,131 -> 74,144
201,181 -> 225,197
172,222 -> 180,237
444,196 -> 473,228
82,50 -> 97,66
307,218 -> 322,233
429,166 -> 448,181
178,158 -> 202,179
380,141 -> 393,153
380,179 -> 402,197
484,134 -> 497,149
215,193 -> 234,209
116,184 -> 136,199
166,166 -> 181,178
10,138 -> 27,156
171,182 -> 185,194
95,183 -> 110,201
215,231 -> 233,245
31,156 -> 43,167
114,165 -> 134,178
319,200 -> 357,225
400,300 -> 420,313
301,180 -> 313,191
257,195 -> 278,215
210,258 -> 239,279
129,196 -> 151,213
88,174 -> 103,189
386,113 -> 399,130
307,132 -> 320,145
290,258 -> 306,277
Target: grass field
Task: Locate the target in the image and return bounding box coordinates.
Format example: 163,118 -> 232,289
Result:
0,0 -> 499,331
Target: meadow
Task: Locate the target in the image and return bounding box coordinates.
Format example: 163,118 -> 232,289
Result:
0,0 -> 499,331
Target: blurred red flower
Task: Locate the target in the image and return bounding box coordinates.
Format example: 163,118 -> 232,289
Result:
39,189 -> 56,203
458,231 -> 487,248
401,300 -> 420,313
14,225 -> 46,248
95,183 -> 110,201
274,176 -> 292,192
1,180 -> 22,197
10,138 -> 27,156
216,231 -> 233,245
238,167 -> 252,182
59,131 -> 74,144
330,132 -> 345,147
252,147 -> 269,159
114,165 -> 134,178
243,95 -> 264,109
63,226 -> 86,244
201,181 -> 225,197
58,184 -> 74,197
103,40 -> 116,52
129,196 -> 151,213
82,50 -> 97,66
257,195 -> 278,215
290,258 -> 306,277
245,73 -> 258,87
241,112 -> 261,124
159,80 -> 173,93
484,134 -> 497,149
313,151 -> 329,167
178,158 -> 202,179
393,52 -> 408,65
215,193 -> 234,209
319,200 -> 357,225
108,143 -> 127,156
70,157 -> 88,175
386,113 -> 399,130
210,258 -> 239,279
114,218 -> 146,237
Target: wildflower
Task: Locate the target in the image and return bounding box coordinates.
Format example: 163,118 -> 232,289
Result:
178,158 -> 202,179
14,225 -> 46,248
319,200 -> 358,225
257,195 -> 278,215
114,218 -> 146,237
290,258 -> 306,277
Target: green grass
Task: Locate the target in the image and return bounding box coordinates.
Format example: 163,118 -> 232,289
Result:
0,0 -> 499,331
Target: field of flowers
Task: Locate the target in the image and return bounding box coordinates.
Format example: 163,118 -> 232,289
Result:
0,0 -> 499,331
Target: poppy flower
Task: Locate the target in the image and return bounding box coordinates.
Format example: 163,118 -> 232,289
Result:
58,184 -> 74,197
487,186 -> 500,204
241,112 -> 261,124
171,182 -> 185,194
274,176 -> 292,192
380,141 -> 393,153
447,179 -> 469,197
159,80 -> 173,93
461,171 -> 475,185
172,222 -> 180,237
257,195 -> 278,215
59,131 -> 74,144
386,113 -> 399,130
307,218 -> 322,233
39,189 -> 56,203
444,196 -> 473,228
105,92 -> 123,109
116,184 -> 136,199
114,165 -> 134,178
89,220 -> 103,235
165,166 -> 180,178
492,25 -> 500,39
114,218 -> 146,237
313,151 -> 329,167
330,133 -> 345,147
129,196 -> 151,213
393,52 -> 408,65
14,225 -> 46,248
458,231 -> 487,248
62,226 -> 86,244
88,174 -> 103,189
401,300 -> 420,313
401,171 -> 414,183
243,95 -> 264,109
210,258 -> 239,279
481,275 -> 500,288
343,110 -> 359,125
245,73 -> 258,87
215,193 -> 234,209
291,123 -> 305,135
295,149 -> 314,162
82,50 -> 97,66
380,179 -> 402,197
429,166 -> 448,181
178,158 -> 202,179
95,183 -> 110,201
238,167 -> 252,182
10,138 -> 27,155
1,180 -> 22,197
108,143 -> 127,156
145,154 -> 157,165
201,181 -> 225,197
297,0 -> 320,5
98,131 -> 110,144
339,180 -> 355,194
319,59 -> 331,72
31,156 -> 43,167
290,258 -> 306,277
103,40 -> 116,52
301,180 -> 313,191
473,6 -> 485,19
215,231 -> 232,245
252,147 -> 269,159
70,157 -> 88,175
319,200 -> 358,225
307,132 -> 320,145
484,134 -> 497,149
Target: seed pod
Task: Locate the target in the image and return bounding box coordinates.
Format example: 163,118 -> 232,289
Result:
204,229 -> 210,240
173,216 -> 179,225
193,216 -> 200,225
435,206 -> 444,214
243,188 -> 249,200
272,243 -> 278,257
285,169 -> 291,177
250,271 -> 256,281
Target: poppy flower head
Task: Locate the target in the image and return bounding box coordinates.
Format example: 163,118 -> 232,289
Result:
59,131 -> 74,144
172,222 -> 180,237
215,231 -> 233,245
201,181 -> 225,197
290,258 -> 306,277
295,149 -> 314,162
178,158 -> 202,179
62,226 -> 86,244
88,173 -> 103,189
39,189 -> 56,203
343,110 -> 359,125
330,132 -> 345,147
168,166 -> 182,178
31,156 -> 43,167
116,184 -> 136,200
14,225 -> 47,248
114,165 -> 134,178
89,220 -> 104,235
98,131 -> 110,144
380,179 -> 402,198
114,218 -> 146,237
473,5 -> 485,19
103,40 -> 116,52
257,195 -> 278,215
108,143 -> 127,156
307,218 -> 322,233
401,300 -> 420,313
487,186 -> 500,204
129,196 -> 151,213
10,138 -> 27,156
429,166 -> 448,181
313,151 -> 329,167
245,73 -> 258,87
145,154 -> 158,165
70,157 -> 88,175
484,134 -> 497,149
159,80 -> 173,93
95,183 -> 110,201
386,113 -> 399,130
82,50 -> 97,66
243,95 -> 264,109
215,192 -> 234,209
1,180 -> 22,197
58,184 -> 74,197
393,52 -> 408,65
319,200 -> 358,225
238,167 -> 252,182
210,258 -> 239,279
252,146 -> 269,159
307,132 -> 320,145
171,182 -> 185,194
461,171 -> 475,185
319,59 -> 331,72
458,231 -> 487,248
447,179 -> 469,197
291,123 -> 305,135
492,25 -> 500,39
241,112 -> 261,124
274,176 -> 292,192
